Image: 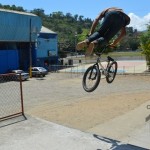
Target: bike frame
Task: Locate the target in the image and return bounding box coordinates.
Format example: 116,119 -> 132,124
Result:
93,56 -> 111,77
82,46 -> 118,92
90,45 -> 116,79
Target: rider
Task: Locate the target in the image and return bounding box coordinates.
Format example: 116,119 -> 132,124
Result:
76,7 -> 130,55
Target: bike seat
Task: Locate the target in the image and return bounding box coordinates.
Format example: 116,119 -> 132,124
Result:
107,56 -> 114,61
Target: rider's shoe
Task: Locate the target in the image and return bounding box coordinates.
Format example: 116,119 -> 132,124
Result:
76,41 -> 88,50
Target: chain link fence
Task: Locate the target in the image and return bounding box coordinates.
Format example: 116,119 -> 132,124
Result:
0,73 -> 24,121
56,56 -> 149,74
48,62 -> 149,76
47,55 -> 150,76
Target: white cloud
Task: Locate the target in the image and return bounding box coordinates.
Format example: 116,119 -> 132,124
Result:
128,13 -> 150,31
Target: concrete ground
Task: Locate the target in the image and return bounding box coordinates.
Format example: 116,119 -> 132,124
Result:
0,115 -> 149,150
0,65 -> 150,149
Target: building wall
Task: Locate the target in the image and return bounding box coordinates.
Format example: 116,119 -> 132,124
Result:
36,33 -> 58,68
0,9 -> 42,74
0,9 -> 60,73
37,38 -> 57,57
0,42 -> 37,73
0,49 -> 19,73
0,9 -> 41,42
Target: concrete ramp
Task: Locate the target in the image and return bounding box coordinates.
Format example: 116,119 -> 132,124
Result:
0,115 -> 148,150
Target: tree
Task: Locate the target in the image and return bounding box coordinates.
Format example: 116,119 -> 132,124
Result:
74,14 -> 78,21
129,38 -> 140,50
30,9 -> 45,18
140,25 -> 150,71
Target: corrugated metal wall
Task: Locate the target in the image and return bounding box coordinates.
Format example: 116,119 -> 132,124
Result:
0,50 -> 19,73
0,9 -> 42,42
36,33 -> 58,67
37,38 -> 58,57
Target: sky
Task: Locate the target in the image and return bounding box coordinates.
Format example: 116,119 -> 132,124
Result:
0,0 -> 150,31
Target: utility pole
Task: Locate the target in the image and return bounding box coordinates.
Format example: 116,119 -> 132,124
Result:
29,18 -> 32,78
75,32 -> 77,57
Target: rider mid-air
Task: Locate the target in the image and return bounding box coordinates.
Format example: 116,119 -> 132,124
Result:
76,7 -> 130,55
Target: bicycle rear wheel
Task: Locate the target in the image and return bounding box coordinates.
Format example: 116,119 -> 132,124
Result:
106,61 -> 118,83
82,65 -> 101,92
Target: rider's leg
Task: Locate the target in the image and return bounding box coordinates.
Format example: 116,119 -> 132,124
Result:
85,37 -> 108,56
85,41 -> 97,56
76,32 -> 100,51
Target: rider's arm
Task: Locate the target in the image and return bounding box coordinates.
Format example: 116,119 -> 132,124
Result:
110,27 -> 126,47
89,12 -> 103,35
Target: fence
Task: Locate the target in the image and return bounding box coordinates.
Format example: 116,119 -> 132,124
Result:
48,60 -> 149,75
0,73 -> 24,121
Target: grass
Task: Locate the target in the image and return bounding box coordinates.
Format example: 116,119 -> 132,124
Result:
66,51 -> 146,65
72,51 -> 145,61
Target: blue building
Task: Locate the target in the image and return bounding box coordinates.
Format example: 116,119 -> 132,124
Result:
0,9 -> 42,74
36,26 -> 58,69
0,9 -> 58,74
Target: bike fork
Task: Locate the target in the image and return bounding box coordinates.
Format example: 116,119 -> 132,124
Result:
89,64 -> 99,79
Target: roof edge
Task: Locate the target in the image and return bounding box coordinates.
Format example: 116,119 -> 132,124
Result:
0,8 -> 37,17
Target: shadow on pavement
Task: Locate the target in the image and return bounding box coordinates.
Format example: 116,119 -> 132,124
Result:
0,115 -> 27,128
93,134 -> 149,150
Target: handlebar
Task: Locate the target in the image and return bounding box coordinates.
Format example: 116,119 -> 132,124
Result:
95,44 -> 117,56
95,45 -> 109,56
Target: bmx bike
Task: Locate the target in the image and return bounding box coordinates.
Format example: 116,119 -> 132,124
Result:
82,46 -> 118,92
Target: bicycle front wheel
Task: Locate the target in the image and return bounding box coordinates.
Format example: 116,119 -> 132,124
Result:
82,65 -> 101,92
106,61 -> 118,83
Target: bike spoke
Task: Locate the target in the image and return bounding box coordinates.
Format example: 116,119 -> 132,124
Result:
86,71 -> 97,87
106,61 -> 117,83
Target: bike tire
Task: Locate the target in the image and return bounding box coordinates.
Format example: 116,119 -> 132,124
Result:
82,65 -> 101,92
106,61 -> 118,83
